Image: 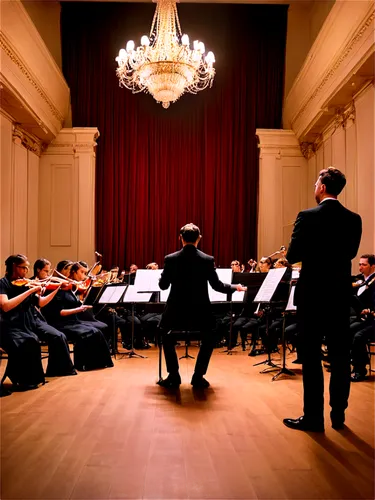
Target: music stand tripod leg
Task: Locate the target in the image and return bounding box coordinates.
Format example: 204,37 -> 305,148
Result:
179,333 -> 195,360
122,303 -> 147,359
271,312 -> 296,381
252,306 -> 280,372
221,304 -> 237,355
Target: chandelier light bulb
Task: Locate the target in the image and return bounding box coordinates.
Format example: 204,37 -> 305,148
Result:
206,51 -> 215,64
115,0 -> 216,108
141,35 -> 150,46
118,49 -> 127,61
181,34 -> 189,46
126,40 -> 135,52
198,42 -> 205,54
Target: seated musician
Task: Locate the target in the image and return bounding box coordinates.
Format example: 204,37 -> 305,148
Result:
125,264 -> 138,285
146,262 -> 159,270
43,262 -> 113,371
215,260 -> 243,347
231,256 -> 273,353
0,255 -> 46,390
350,254 -> 375,381
30,258 -> 77,377
56,260 -> 73,277
140,262 -> 162,347
258,256 -> 273,273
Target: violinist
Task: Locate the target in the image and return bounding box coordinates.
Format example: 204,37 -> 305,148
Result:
30,258 -> 77,377
0,255 -> 45,390
56,260 -> 73,278
125,264 -> 138,285
43,262 -> 113,371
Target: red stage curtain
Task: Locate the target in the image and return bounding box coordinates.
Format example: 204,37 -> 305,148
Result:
61,3 -> 287,270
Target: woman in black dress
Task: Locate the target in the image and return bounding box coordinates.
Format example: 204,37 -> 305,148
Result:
0,255 -> 45,390
43,262 -> 113,371
32,258 -> 77,377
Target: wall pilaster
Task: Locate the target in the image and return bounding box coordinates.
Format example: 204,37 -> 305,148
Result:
256,129 -> 307,260
39,128 -> 99,266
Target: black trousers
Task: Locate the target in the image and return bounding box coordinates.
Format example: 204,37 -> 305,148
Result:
298,301 -> 351,422
161,330 -> 215,377
351,321 -> 374,375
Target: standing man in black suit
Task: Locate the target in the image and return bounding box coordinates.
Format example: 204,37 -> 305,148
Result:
158,223 -> 246,389
284,167 -> 362,432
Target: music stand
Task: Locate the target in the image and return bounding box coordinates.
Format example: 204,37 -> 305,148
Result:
95,283 -> 128,356
228,273 -> 267,354
250,268 -> 290,373
272,278 -> 297,381
121,285 -> 153,359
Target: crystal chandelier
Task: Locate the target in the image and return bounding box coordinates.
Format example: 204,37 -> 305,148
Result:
115,0 -> 215,109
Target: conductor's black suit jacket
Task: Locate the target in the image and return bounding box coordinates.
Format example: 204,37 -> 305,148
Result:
287,199 -> 362,308
159,244 -> 233,331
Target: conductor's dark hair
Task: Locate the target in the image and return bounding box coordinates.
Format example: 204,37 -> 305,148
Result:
33,258 -> 51,276
361,254 -> 375,266
319,167 -> 346,196
5,254 -> 28,276
180,223 -> 200,243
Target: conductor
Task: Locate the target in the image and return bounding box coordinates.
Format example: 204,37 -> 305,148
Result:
158,223 -> 246,389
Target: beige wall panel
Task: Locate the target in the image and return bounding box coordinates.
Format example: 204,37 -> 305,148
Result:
50,165 -> 73,247
331,127 -> 347,206
0,114 -> 14,271
355,84 -> 375,255
307,154 -> 317,208
344,121 -> 357,213
258,155 -> 280,258
323,137 -> 332,169
282,165 -> 301,247
12,144 -> 28,254
27,151 -> 39,263
316,146 -> 324,174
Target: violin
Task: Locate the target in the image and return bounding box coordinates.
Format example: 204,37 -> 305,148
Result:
247,259 -> 257,273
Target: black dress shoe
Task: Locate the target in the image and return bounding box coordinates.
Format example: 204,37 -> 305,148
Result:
191,375 -> 210,389
283,416 -> 324,432
330,411 -> 345,430
292,358 -> 302,364
351,372 -> 367,382
157,374 -> 181,389
14,384 -> 39,392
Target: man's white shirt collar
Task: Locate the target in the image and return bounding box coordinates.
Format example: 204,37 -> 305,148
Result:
319,197 -> 338,204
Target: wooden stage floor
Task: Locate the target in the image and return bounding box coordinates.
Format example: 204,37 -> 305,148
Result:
1,346 -> 374,500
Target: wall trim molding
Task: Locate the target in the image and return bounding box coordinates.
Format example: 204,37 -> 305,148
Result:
0,32 -> 64,124
12,124 -> 44,157
284,1 -> 375,140
291,8 -> 374,128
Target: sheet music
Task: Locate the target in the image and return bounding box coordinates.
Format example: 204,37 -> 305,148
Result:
292,270 -> 300,280
286,286 -> 297,311
231,290 -> 245,302
159,286 -> 170,303
134,269 -> 162,292
208,268 -> 232,302
123,285 -> 152,303
98,285 -> 127,304
253,268 -> 287,303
